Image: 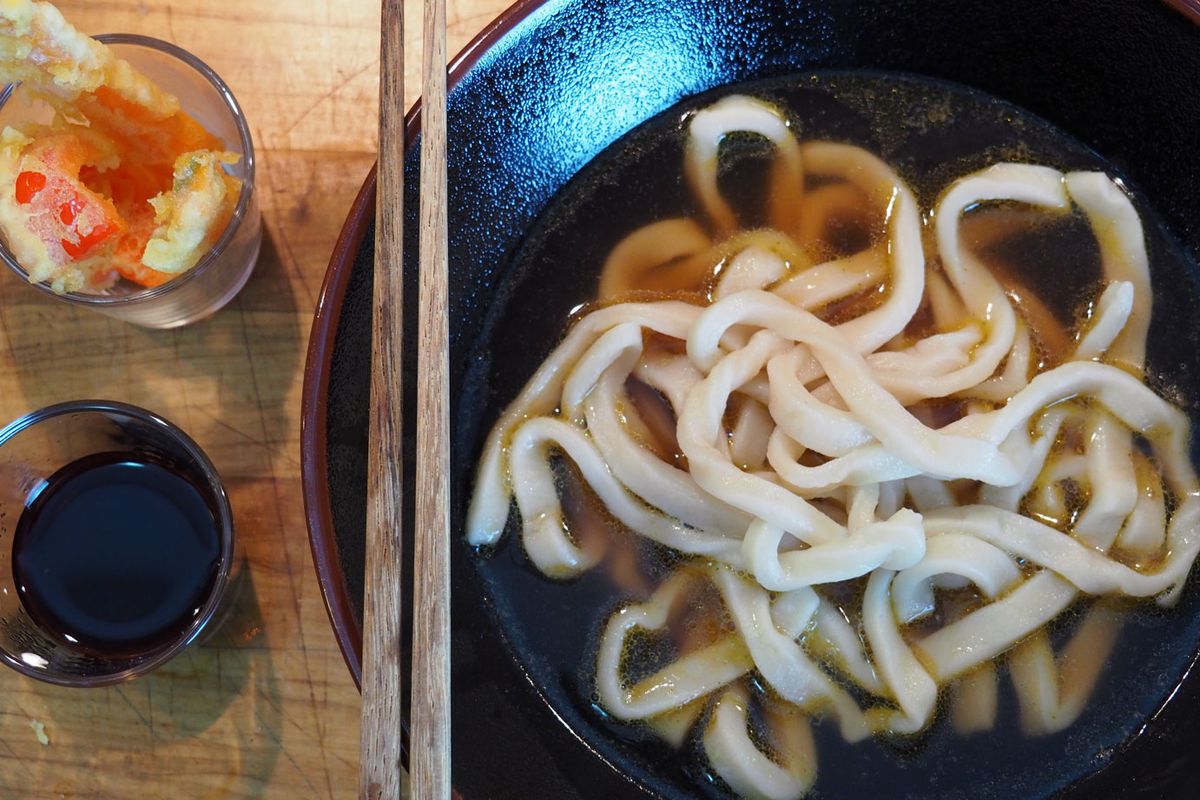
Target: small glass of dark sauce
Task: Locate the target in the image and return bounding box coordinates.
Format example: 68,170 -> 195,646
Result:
0,400 -> 234,686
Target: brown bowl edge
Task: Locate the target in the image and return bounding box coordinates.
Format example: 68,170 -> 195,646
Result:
300,0 -> 550,693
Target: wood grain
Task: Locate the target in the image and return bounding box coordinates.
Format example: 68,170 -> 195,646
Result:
0,0 -> 510,798
362,0 -> 407,797
409,0 -> 450,794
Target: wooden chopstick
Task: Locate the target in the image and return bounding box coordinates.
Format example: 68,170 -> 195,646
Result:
410,0 -> 451,793
361,0 -> 406,797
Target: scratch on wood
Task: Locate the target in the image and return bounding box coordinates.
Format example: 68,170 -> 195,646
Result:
0,305 -> 19,365
64,1 -> 375,31
257,682 -> 318,745
194,405 -> 300,468
0,736 -> 34,780
254,139 -> 319,308
114,686 -> 159,740
282,60 -> 378,138
235,304 -> 332,757
267,468 -> 331,745
146,680 -> 154,740
252,708 -> 323,798
216,647 -> 224,696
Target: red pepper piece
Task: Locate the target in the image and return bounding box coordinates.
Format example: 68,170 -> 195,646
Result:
60,218 -> 120,259
15,171 -> 46,204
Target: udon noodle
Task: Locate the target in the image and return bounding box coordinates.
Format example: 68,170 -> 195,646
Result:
466,94 -> 1200,800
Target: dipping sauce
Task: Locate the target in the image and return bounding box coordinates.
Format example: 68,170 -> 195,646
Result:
12,451 -> 221,655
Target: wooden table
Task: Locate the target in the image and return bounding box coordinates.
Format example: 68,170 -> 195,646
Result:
0,0 -> 507,796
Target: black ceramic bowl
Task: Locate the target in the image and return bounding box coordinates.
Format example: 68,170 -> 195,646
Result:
301,1 -> 1200,797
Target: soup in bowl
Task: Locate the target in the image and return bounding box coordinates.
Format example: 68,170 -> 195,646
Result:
301,1 -> 1200,797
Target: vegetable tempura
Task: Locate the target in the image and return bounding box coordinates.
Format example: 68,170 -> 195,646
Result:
0,0 -> 240,293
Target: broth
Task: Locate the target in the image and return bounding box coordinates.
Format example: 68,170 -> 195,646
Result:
464,71 -> 1200,799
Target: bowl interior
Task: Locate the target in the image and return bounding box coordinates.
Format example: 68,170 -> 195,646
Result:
304,0 -> 1200,797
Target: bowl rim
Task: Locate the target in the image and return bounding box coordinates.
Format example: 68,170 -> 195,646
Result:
300,0 -> 548,697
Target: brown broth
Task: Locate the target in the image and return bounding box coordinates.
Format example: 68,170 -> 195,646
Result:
467,71 -> 1200,800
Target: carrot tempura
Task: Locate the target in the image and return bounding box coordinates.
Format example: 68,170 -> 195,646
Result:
0,0 -> 240,293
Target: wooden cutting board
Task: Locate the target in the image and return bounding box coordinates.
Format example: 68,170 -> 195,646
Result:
0,0 -> 507,797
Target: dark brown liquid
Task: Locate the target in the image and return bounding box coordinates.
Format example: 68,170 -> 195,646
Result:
465,71 -> 1200,800
12,451 -> 221,655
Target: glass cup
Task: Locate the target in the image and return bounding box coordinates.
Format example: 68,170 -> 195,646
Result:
0,34 -> 262,329
0,400 -> 236,687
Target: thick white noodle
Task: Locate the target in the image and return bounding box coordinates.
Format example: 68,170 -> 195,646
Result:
1066,172 -> 1151,371
595,569 -> 754,720
466,301 -> 703,545
468,94 -> 1200,800
704,684 -> 817,800
686,95 -> 803,237
596,218 -> 711,301
951,664 -> 999,735
890,534 -> 1022,623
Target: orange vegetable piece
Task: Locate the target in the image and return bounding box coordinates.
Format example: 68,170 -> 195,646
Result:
75,87 -> 223,181
111,203 -> 171,287
15,130 -> 126,263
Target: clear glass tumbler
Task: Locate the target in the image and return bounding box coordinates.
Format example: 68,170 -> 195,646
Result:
0,400 -> 236,686
0,34 -> 262,328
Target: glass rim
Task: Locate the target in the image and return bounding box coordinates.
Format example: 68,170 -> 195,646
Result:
0,399 -> 236,687
0,33 -> 256,308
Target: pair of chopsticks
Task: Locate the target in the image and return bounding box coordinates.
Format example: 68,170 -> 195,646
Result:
362,0 -> 449,796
